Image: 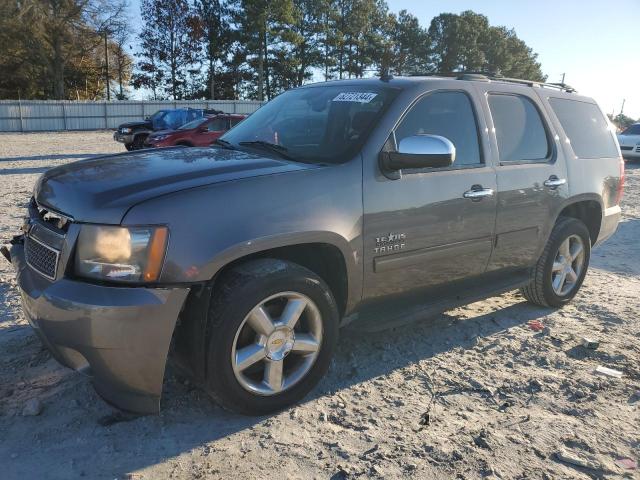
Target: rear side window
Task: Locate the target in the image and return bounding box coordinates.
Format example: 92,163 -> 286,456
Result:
549,98 -> 619,158
488,94 -> 550,162
395,91 -> 481,166
208,118 -> 227,131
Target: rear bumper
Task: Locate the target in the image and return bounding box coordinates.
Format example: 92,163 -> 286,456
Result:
595,205 -> 622,247
10,242 -> 189,414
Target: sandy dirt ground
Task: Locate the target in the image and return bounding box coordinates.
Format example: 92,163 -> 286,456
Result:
0,131 -> 638,480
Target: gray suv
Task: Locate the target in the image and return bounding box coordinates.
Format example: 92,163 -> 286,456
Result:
5,74 -> 623,415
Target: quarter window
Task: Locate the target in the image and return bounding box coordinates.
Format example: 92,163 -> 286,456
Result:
394,91 -> 482,166
488,94 -> 550,162
548,98 -> 619,158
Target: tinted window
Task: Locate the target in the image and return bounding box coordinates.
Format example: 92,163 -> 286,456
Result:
488,94 -> 549,162
230,117 -> 244,127
208,118 -> 227,131
549,98 -> 618,158
622,124 -> 640,135
395,91 -> 481,166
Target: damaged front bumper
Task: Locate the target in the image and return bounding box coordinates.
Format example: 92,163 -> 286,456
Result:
9,239 -> 189,414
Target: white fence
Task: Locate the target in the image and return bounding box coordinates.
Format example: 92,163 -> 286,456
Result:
0,100 -> 264,132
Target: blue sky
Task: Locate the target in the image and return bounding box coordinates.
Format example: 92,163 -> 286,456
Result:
127,0 -> 639,118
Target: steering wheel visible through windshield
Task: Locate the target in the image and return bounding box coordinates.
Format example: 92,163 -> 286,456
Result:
219,84 -> 399,164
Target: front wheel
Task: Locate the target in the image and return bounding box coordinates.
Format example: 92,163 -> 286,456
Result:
204,259 -> 339,415
521,217 -> 591,307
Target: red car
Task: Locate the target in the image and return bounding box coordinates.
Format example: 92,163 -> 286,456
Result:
144,114 -> 247,148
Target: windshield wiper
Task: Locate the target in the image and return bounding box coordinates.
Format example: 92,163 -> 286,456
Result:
238,140 -> 296,161
212,138 -> 236,150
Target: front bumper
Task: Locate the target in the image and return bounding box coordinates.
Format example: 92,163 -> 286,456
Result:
10,241 -> 189,414
113,132 -> 134,144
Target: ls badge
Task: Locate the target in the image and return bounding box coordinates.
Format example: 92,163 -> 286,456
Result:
374,232 -> 406,254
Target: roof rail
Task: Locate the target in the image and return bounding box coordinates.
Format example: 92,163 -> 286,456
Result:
408,71 -> 577,93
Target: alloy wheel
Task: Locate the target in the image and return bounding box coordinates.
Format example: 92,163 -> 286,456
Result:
231,292 -> 323,396
551,234 -> 586,296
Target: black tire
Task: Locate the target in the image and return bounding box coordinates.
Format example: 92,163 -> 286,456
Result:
124,143 -> 134,151
521,217 -> 591,307
204,258 -> 339,415
131,134 -> 147,150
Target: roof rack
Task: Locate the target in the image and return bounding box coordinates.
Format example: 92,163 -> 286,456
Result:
409,71 -> 577,93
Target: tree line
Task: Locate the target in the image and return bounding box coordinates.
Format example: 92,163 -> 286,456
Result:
0,0 -> 133,100
1,0 -> 548,101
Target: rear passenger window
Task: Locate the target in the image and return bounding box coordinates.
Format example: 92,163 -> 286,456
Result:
488,94 -> 550,162
548,98 -> 618,158
395,91 -> 481,166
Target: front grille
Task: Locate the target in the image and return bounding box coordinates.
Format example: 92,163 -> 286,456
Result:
25,235 -> 60,280
636,145 -> 640,153
620,146 -> 632,151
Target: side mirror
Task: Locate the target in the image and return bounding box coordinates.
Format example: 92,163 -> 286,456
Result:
381,134 -> 456,174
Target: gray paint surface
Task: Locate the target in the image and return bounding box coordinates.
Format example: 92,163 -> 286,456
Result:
10,76 -> 623,413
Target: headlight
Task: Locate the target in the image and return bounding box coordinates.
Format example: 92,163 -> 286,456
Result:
75,225 -> 168,283
121,127 -> 132,134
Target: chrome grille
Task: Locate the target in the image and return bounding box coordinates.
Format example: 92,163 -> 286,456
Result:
636,145 -> 640,153
25,234 -> 60,280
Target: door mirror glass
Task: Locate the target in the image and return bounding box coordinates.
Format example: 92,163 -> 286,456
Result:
382,134 -> 456,172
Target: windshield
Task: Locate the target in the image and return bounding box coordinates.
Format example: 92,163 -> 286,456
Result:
179,117 -> 208,130
622,124 -> 640,135
151,110 -> 187,130
220,84 -> 400,164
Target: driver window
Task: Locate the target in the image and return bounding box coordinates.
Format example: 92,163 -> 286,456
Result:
395,91 -> 482,166
207,118 -> 227,131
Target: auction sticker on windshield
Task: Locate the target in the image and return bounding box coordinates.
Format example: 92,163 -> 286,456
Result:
333,92 -> 378,103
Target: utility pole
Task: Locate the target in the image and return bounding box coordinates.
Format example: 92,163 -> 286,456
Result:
620,99 -> 626,116
103,30 -> 110,101
561,73 -> 565,84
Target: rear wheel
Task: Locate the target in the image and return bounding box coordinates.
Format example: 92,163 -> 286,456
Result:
521,217 -> 591,307
204,259 -> 339,415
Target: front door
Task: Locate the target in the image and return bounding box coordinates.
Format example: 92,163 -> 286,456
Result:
473,84 -> 569,271
362,88 -> 497,300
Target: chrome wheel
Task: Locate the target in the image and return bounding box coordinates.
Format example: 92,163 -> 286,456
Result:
551,234 -> 585,296
231,292 -> 323,396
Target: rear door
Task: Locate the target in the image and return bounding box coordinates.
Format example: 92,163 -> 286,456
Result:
362,87 -> 497,300
474,84 -> 569,271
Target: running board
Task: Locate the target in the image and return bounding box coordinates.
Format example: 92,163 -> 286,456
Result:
345,271 -> 531,332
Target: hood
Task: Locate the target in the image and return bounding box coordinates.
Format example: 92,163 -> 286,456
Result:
119,120 -> 152,131
148,129 -> 182,138
35,147 -> 319,224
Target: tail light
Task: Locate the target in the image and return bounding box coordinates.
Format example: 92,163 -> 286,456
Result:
615,156 -> 625,205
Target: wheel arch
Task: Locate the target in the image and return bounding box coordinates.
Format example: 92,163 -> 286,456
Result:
171,235 -> 358,386
553,194 -> 603,246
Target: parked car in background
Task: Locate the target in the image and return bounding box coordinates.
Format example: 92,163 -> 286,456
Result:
114,108 -> 223,151
145,114 -> 247,148
617,123 -> 640,161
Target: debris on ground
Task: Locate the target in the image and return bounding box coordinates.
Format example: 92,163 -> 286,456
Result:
21,398 -> 42,416
594,365 -> 623,378
528,320 -> 545,332
581,337 -> 599,349
615,458 -> 637,470
555,449 -> 603,471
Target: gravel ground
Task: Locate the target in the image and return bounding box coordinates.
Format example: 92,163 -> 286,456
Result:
0,131 -> 638,480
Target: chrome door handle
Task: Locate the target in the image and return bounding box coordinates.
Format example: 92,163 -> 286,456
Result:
463,187 -> 494,199
544,177 -> 567,188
